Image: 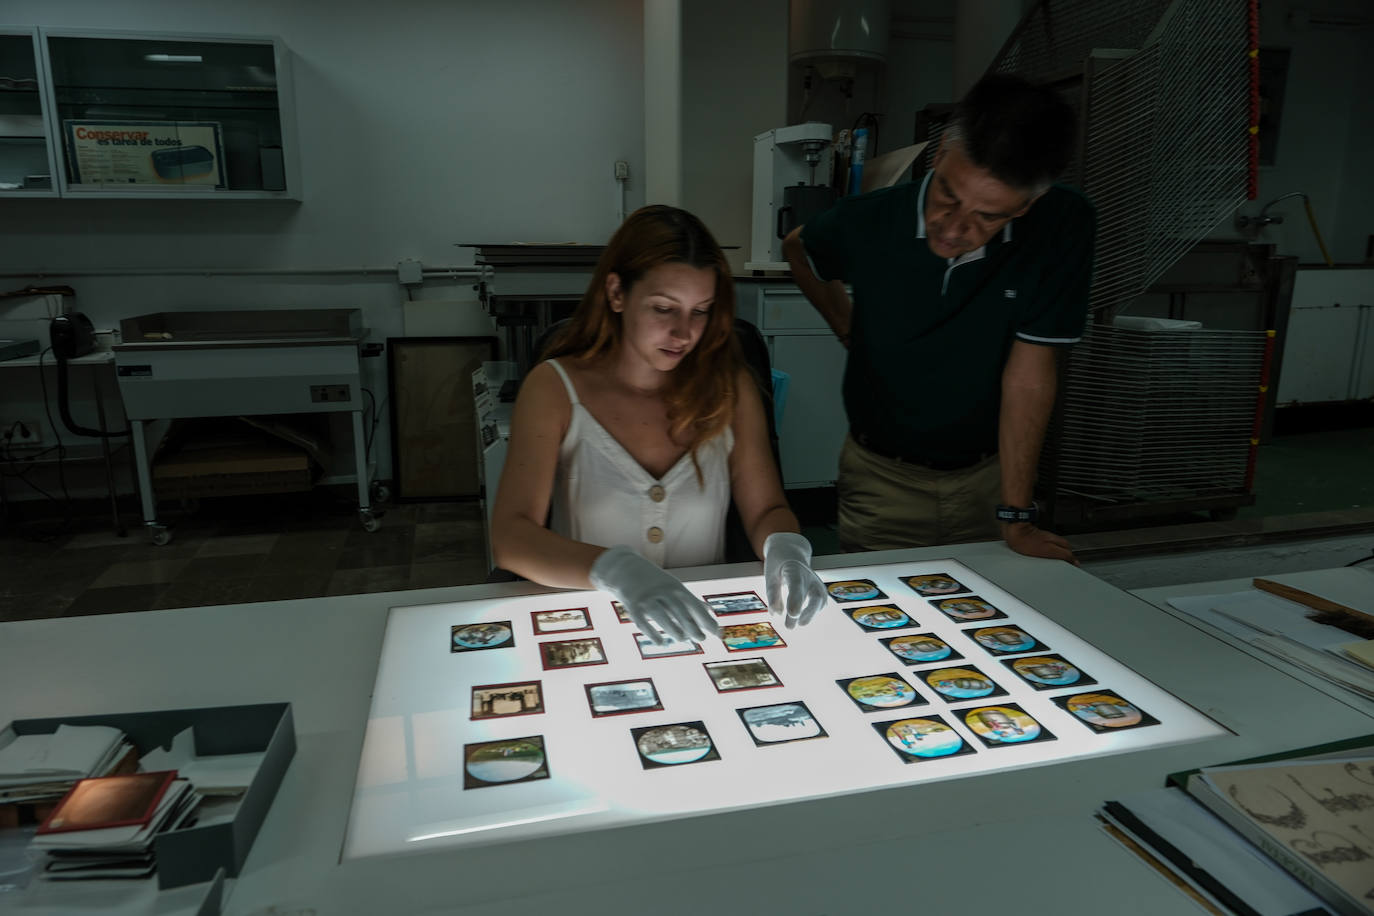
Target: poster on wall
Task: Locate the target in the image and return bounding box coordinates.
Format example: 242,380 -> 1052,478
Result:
63,120 -> 226,187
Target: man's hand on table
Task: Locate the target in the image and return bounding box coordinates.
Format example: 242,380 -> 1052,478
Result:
1002,522 -> 1078,565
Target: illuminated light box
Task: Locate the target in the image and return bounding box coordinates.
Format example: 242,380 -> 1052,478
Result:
342,559 -> 1223,859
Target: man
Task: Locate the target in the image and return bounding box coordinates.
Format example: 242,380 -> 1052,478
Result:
782,73 -> 1094,563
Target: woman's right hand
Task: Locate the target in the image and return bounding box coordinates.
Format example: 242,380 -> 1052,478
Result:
589,546 -> 719,645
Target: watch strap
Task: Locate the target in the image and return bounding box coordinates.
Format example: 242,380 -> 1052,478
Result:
995,504 -> 1039,524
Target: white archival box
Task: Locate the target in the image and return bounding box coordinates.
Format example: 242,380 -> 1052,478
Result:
343,558 -> 1224,859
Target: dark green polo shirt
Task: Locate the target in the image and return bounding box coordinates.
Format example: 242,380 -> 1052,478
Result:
802,171 -> 1095,465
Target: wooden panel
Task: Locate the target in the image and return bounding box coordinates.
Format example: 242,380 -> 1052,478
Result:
389,337 -> 496,500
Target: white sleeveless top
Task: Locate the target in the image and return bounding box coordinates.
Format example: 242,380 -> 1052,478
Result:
545,359 -> 733,569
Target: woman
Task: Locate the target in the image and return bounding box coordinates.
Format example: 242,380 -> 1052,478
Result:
491,206 -> 826,643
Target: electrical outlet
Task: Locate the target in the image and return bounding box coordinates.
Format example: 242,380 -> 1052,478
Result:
310,384 -> 351,403
5,418 -> 45,448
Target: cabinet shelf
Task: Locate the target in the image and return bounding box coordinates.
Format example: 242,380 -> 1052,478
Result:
0,30 -> 57,195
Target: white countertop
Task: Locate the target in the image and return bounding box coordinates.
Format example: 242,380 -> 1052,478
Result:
2,542 -> 1369,915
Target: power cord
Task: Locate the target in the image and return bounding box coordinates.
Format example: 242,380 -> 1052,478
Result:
362,387 -> 378,461
36,348 -> 73,533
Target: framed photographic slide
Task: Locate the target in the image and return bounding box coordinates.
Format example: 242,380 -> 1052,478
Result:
611,601 -> 631,624
845,604 -> 915,632
825,578 -> 888,603
463,736 -> 550,789
965,625 -> 1047,657
631,721 -> 720,770
880,633 -> 962,666
634,631 -> 704,660
961,704 -> 1056,748
720,621 -> 786,652
531,607 -> 592,635
736,701 -> 827,746
451,621 -> 514,653
931,596 -> 1006,622
836,673 -> 926,712
921,665 -> 1008,703
901,573 -> 970,597
471,680 -> 544,720
538,637 -> 608,670
1002,654 -> 1096,691
705,591 -> 768,616
703,657 -> 782,692
874,715 -> 976,763
585,678 -> 663,718
1053,690 -> 1159,733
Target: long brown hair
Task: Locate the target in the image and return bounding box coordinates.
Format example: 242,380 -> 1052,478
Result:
545,205 -> 742,468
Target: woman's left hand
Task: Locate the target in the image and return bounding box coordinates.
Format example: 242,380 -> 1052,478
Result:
763,532 -> 828,629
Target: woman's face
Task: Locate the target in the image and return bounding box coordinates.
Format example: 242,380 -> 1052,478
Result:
607,261 -> 716,375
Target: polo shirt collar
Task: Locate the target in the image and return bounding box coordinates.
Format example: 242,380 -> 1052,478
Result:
914,168 -> 1016,258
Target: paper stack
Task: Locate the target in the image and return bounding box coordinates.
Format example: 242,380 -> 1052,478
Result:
0,725 -> 135,804
1166,590 -> 1374,702
29,770 -> 198,880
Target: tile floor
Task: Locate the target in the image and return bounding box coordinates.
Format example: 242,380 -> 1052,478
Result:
2,421 -> 1371,623
0,494 -> 489,622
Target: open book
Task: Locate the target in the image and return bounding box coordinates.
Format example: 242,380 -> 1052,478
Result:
1179,743 -> 1374,916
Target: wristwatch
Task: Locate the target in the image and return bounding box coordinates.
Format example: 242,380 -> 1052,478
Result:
995,503 -> 1039,524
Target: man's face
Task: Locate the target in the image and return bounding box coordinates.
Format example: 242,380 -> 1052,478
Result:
923,141 -> 1037,259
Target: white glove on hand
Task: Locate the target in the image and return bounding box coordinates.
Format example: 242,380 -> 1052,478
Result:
763,531 -> 828,629
589,546 -> 718,645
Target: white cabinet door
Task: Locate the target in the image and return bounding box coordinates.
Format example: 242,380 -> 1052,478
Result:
770,334 -> 848,488
1278,305 -> 1362,404
1359,305 -> 1374,400
1277,269 -> 1374,405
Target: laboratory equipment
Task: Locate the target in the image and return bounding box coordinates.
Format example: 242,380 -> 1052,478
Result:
112,308 -> 375,543
746,122 -> 835,271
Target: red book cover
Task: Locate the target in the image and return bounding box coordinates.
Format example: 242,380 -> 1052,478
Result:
36,770 -> 177,835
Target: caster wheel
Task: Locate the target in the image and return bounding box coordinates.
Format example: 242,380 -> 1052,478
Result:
149,526 -> 173,546
360,511 -> 381,533
370,482 -> 392,505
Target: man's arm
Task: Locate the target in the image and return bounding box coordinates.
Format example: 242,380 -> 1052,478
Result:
998,340 -> 1076,563
781,225 -> 853,347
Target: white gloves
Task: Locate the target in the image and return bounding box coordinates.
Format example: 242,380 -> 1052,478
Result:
763,532 -> 828,629
589,546 -> 718,645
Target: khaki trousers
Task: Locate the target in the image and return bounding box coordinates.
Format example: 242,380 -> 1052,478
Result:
836,434 -> 1001,552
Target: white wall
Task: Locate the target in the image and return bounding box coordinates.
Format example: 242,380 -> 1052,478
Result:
678,0 -> 953,273
882,8 -> 955,150
645,0 -> 683,206
0,0 -> 644,499
681,0 -> 788,271
1238,1 -> 1374,264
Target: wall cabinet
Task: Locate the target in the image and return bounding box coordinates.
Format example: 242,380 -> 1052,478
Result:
0,30 -> 59,196
0,27 -> 298,200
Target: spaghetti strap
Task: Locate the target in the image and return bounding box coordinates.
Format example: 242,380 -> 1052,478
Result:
545,359 -> 581,406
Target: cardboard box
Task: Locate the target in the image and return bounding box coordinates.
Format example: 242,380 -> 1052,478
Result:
153,442 -> 312,500
3,702 -> 295,890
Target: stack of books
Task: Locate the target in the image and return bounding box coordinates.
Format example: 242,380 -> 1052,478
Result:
1100,735 -> 1374,916
29,770 -> 198,880
0,724 -> 135,805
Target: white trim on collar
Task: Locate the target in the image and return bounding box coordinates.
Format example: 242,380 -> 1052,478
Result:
915,170 -> 933,240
